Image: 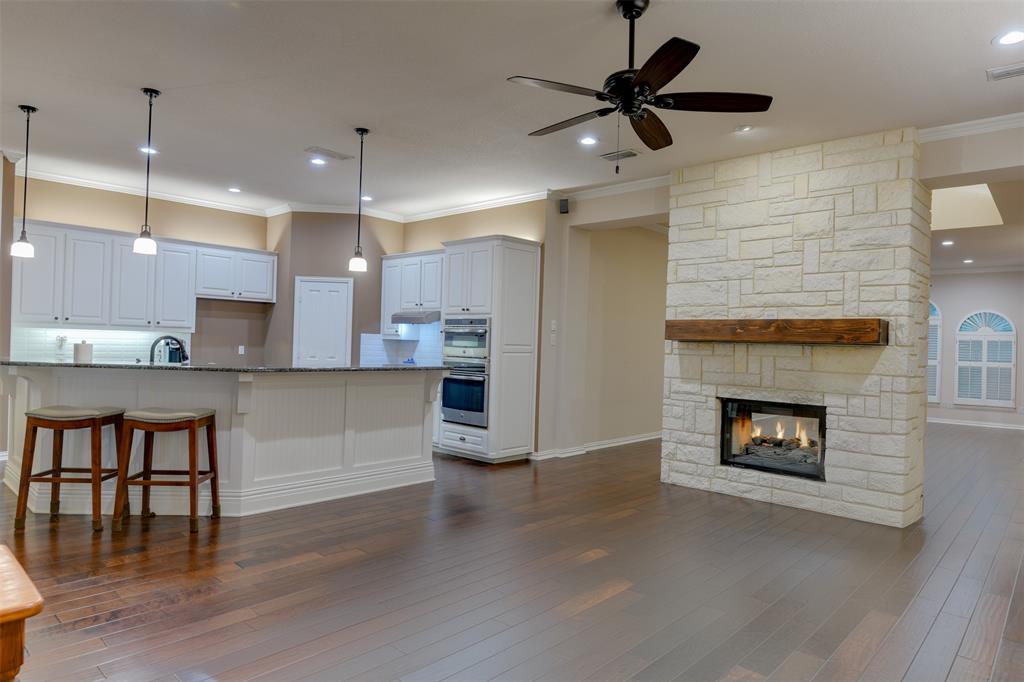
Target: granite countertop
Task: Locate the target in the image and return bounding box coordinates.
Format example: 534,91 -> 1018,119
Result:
0,360 -> 446,373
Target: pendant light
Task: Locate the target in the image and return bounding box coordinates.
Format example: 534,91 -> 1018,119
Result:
10,105 -> 38,258
133,87 -> 161,255
348,127 -> 369,273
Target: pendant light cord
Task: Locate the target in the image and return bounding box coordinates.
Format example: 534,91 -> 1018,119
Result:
356,130 -> 366,251
20,107 -> 32,238
143,91 -> 155,230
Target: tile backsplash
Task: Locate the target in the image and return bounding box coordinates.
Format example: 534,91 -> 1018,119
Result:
10,326 -> 192,364
359,322 -> 443,367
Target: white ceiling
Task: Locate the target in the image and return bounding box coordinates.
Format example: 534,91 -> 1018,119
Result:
2,0 -> 1023,219
931,181 -> 1024,272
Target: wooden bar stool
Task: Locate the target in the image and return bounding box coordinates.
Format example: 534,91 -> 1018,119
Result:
112,408 -> 220,534
14,406 -> 126,532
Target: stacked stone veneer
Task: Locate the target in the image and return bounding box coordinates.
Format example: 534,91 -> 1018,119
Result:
662,128 -> 931,528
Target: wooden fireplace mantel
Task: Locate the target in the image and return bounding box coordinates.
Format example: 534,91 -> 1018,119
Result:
665,318 -> 889,346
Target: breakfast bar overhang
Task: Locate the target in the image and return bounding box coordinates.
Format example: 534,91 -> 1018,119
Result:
0,362 -> 445,517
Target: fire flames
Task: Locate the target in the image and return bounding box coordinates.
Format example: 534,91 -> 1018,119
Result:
744,417 -> 812,447
751,423 -> 762,437
775,421 -> 785,440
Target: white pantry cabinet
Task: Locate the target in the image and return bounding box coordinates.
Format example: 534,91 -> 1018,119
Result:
195,248 -> 276,302
443,242 -> 492,314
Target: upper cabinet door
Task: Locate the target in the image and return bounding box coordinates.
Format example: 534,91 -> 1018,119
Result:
380,260 -> 402,336
419,254 -> 444,310
195,248 -> 237,299
236,252 -> 276,301
154,244 -> 196,330
12,224 -> 64,324
465,243 -> 493,313
399,257 -> 423,310
62,231 -> 112,325
443,246 -> 468,313
111,238 -> 155,327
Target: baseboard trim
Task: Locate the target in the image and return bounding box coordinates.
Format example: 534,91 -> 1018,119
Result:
530,432 -> 661,461
3,461 -> 436,518
927,417 -> 1024,431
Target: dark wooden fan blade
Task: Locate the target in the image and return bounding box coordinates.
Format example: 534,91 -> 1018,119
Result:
508,76 -> 609,101
529,108 -> 616,136
654,92 -> 773,112
634,38 -> 700,93
630,110 -> 672,150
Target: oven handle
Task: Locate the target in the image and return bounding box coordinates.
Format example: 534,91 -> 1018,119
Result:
447,374 -> 487,382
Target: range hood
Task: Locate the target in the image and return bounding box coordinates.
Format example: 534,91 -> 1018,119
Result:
391,310 -> 441,325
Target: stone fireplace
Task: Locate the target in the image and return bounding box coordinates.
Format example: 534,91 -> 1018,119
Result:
662,128 -> 930,528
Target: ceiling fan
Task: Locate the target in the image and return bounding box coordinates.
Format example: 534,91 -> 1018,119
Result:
508,0 -> 773,151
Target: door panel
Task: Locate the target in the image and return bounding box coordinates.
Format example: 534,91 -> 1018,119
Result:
444,246 -> 467,313
155,244 -> 196,330
12,226 -> 63,324
466,244 -> 492,313
381,261 -> 402,336
195,248 -> 237,299
419,254 -> 443,309
236,253 -> 276,301
399,257 -> 422,310
294,278 -> 353,367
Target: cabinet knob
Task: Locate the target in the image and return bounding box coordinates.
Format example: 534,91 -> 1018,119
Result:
156,321 -> 160,325
147,321 -> 151,324
64,317 -> 69,320
53,316 -> 58,320
459,436 -> 467,441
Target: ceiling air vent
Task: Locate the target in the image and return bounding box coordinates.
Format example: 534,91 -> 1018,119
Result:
600,148 -> 640,162
986,62 -> 1024,82
304,146 -> 354,161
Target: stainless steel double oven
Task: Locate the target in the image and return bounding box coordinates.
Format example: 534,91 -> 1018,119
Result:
441,317 -> 489,428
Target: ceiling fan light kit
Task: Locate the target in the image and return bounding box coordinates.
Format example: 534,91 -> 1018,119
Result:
508,0 -> 772,152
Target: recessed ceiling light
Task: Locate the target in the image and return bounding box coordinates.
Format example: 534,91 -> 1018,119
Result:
994,30 -> 1024,45
735,125 -> 754,133
578,136 -> 598,146
941,240 -> 954,246
139,146 -> 158,154
228,187 -> 241,193
361,195 -> 373,201
310,157 -> 327,166
963,259 -> 974,264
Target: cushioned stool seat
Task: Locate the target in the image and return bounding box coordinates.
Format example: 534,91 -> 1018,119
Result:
25,405 -> 125,421
124,407 -> 215,423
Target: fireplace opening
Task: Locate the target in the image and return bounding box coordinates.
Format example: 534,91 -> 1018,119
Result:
720,398 -> 826,481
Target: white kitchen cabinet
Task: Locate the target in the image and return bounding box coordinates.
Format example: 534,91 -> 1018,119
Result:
380,260 -> 402,336
399,258 -> 422,310
443,242 -> 491,314
195,248 -> 276,302
419,254 -> 444,309
111,238 -> 156,327
12,223 -> 64,324
154,244 -> 197,330
62,231 -> 112,325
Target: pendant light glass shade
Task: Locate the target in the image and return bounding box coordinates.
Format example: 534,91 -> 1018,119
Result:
349,127 -> 370,273
11,105 -> 38,259
348,245 -> 367,272
10,236 -> 34,259
135,87 -> 161,255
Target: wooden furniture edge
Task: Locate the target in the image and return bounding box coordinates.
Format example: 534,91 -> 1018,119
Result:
664,318 -> 889,346
0,546 -> 43,624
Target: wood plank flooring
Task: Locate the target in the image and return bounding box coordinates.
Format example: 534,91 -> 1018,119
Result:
1,421 -> 1022,681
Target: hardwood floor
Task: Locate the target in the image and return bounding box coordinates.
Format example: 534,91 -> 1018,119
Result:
2,422 -> 1022,681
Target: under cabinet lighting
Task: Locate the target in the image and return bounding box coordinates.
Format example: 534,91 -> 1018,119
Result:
994,30 -> 1024,45
941,240 -> 954,246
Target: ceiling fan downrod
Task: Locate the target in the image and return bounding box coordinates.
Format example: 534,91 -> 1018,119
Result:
616,0 -> 649,70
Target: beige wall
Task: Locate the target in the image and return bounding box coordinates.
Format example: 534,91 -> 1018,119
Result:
14,177 -> 267,250
583,227 -> 667,444
263,212 -> 405,365
929,270 -> 1024,428
403,200 -> 546,252
190,299 -> 271,366
1,158 -> 15,452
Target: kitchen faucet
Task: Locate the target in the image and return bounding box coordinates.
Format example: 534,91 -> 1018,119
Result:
150,336 -> 189,364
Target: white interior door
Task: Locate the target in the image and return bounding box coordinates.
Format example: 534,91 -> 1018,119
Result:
293,277 -> 353,368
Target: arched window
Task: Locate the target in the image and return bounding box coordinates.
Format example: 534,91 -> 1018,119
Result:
955,311 -> 1016,407
928,302 -> 941,403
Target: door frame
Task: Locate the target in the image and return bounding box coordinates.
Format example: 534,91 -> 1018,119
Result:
292,276 -> 354,368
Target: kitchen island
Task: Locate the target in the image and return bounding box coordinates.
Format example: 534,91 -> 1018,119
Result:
0,361 -> 444,517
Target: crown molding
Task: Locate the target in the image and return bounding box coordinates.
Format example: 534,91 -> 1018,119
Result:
279,202 -> 406,223
402,191 -> 550,223
18,168 -> 269,217
919,112 -> 1024,143
566,174 -> 671,201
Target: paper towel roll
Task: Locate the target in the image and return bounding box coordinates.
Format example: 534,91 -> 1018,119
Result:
73,341 -> 93,364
